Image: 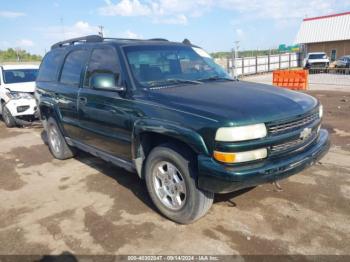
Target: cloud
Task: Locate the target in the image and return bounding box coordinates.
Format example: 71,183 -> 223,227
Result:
124,30 -> 143,39
16,39 -> 34,47
98,0 -> 208,24
99,0 -> 151,16
0,11 -> 25,18
44,21 -> 100,41
154,14 -> 188,25
98,0 -> 347,25
235,28 -> 243,37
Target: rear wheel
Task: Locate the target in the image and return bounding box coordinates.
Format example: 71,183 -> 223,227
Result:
46,117 -> 76,160
2,104 -> 16,128
145,144 -> 214,224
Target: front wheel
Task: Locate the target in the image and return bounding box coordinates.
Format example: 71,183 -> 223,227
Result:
46,117 -> 76,160
2,104 -> 16,128
145,144 -> 214,224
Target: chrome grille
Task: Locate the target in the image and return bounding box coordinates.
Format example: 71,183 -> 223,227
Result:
268,111 -> 319,135
270,130 -> 318,155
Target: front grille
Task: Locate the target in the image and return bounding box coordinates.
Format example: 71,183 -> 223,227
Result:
267,111 -> 319,135
310,62 -> 327,68
270,130 -> 318,156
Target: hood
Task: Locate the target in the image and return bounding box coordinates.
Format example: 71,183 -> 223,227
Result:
307,58 -> 329,63
145,81 -> 318,125
3,81 -> 36,93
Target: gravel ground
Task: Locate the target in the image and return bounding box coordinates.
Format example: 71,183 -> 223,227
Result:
0,91 -> 349,258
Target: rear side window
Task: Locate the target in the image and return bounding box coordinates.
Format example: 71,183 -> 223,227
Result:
84,47 -> 120,87
37,49 -> 65,82
60,49 -> 88,86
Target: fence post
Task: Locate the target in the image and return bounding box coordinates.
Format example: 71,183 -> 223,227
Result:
289,53 -> 291,69
278,54 -> 281,69
255,56 -> 258,74
242,57 -> 245,76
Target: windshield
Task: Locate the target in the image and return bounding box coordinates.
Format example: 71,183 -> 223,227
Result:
309,54 -> 326,59
3,69 -> 38,84
124,45 -> 231,88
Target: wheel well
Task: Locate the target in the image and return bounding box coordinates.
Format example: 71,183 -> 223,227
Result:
39,105 -> 53,120
136,132 -> 198,178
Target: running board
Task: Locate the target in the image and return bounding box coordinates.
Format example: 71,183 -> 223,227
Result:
66,137 -> 136,173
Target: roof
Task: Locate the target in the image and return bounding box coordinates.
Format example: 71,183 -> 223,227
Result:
295,11 -> 350,44
1,64 -> 39,70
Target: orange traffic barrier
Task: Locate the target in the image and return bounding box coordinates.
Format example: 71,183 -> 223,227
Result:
272,70 -> 308,90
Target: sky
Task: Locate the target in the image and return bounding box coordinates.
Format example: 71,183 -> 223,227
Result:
0,0 -> 349,55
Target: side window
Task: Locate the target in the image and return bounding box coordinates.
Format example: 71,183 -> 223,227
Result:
84,48 -> 120,88
60,49 -> 88,86
37,49 -> 65,82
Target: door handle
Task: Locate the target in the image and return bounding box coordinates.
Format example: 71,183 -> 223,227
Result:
79,97 -> 88,104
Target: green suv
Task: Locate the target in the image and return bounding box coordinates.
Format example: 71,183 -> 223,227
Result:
35,35 -> 330,224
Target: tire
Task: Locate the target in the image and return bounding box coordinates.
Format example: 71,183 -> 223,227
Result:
145,143 -> 214,224
46,117 -> 76,160
2,104 -> 16,128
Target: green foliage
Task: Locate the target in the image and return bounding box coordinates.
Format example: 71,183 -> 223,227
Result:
0,48 -> 42,62
211,49 -> 281,59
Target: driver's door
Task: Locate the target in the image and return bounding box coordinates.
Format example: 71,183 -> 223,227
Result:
77,47 -> 132,160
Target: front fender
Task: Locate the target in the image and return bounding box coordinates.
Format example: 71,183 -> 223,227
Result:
132,118 -> 209,177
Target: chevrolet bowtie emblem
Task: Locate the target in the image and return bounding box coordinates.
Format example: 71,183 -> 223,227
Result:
300,127 -> 312,140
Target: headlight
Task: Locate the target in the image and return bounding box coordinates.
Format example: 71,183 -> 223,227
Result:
7,92 -> 33,100
319,105 -> 323,118
215,123 -> 267,142
214,148 -> 267,164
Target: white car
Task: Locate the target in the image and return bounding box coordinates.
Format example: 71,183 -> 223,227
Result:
303,52 -> 330,69
0,64 -> 39,127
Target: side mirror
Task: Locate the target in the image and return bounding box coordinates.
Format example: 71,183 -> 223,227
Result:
91,73 -> 125,92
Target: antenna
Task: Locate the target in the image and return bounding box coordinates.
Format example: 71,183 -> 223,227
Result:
98,25 -> 104,37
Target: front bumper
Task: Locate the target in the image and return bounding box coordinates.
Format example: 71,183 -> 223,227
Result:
5,98 -> 38,117
197,129 -> 330,193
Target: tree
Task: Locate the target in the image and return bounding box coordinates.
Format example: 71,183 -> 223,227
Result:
0,48 -> 42,62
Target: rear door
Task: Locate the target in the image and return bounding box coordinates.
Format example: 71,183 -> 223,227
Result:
56,48 -> 89,139
77,46 -> 132,160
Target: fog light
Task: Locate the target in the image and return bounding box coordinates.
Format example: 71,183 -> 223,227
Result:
17,105 -> 30,113
214,148 -> 267,164
319,105 -> 323,118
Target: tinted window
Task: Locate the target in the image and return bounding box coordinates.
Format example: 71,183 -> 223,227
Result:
37,49 -> 65,82
124,45 -> 230,88
308,54 -> 326,59
85,48 -> 120,87
3,69 -> 38,84
60,49 -> 88,86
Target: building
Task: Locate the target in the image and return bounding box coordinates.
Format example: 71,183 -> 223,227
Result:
295,11 -> 350,61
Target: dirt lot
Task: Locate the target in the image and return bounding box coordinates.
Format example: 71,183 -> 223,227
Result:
0,91 -> 349,258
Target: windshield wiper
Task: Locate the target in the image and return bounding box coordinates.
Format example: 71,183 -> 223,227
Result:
197,75 -> 235,82
148,78 -> 202,87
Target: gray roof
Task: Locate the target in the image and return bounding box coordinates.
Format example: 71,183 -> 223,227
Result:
295,12 -> 350,44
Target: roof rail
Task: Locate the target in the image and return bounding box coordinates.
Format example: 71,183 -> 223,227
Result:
51,35 -> 103,49
148,38 -> 168,41
51,35 -> 171,50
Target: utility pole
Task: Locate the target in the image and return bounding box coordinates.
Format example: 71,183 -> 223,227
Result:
98,25 -> 104,37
